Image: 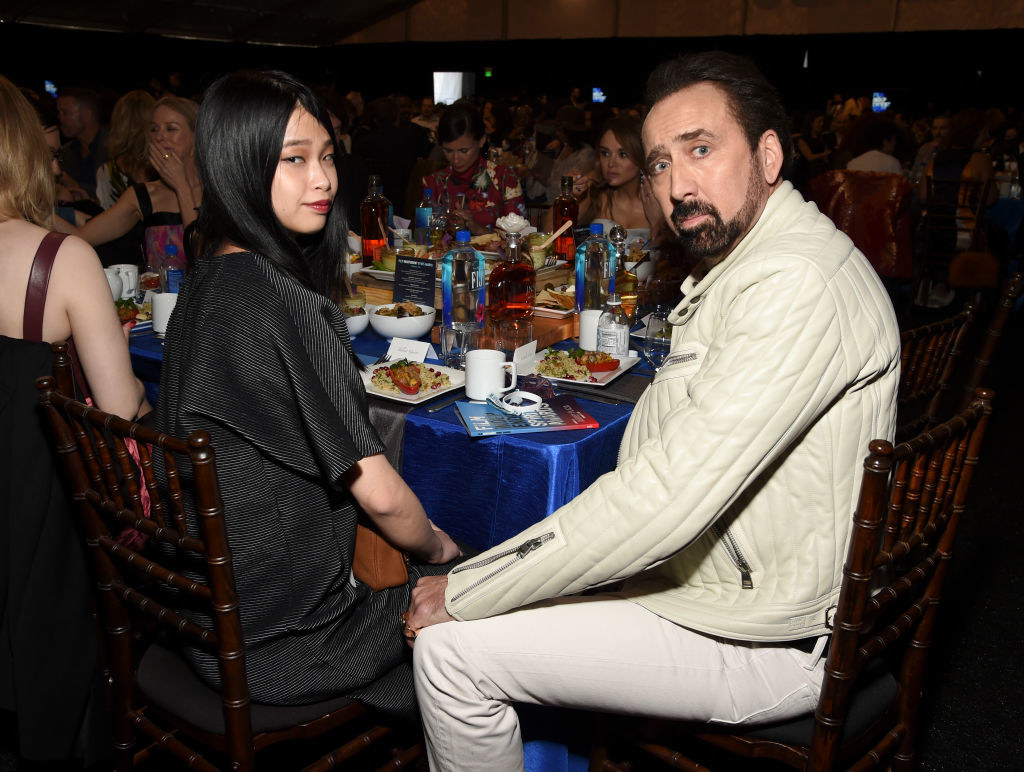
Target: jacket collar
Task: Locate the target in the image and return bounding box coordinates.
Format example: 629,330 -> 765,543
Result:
669,181 -> 803,323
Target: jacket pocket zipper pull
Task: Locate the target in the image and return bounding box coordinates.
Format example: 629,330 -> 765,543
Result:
517,532 -> 554,558
740,568 -> 753,589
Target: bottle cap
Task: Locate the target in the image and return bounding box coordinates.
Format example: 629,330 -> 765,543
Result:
423,188 -> 433,197
561,176 -> 574,186
368,174 -> 381,189
166,245 -> 179,256
456,229 -> 471,242
589,223 -> 603,235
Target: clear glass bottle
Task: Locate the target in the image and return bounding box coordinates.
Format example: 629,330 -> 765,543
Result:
608,225 -> 638,324
487,230 -> 536,325
552,175 -> 578,263
360,174 -> 391,267
597,294 -> 630,357
414,187 -> 435,245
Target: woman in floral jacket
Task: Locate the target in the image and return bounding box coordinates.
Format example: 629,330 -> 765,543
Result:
423,103 -> 525,236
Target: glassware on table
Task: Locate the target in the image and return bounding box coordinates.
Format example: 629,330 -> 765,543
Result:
440,326 -> 480,370
496,319 -> 534,360
487,230 -> 536,326
642,306 -> 672,372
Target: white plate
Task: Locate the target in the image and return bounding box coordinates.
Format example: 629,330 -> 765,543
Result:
534,306 -> 575,318
360,362 -> 465,404
522,349 -> 641,387
362,268 -> 397,281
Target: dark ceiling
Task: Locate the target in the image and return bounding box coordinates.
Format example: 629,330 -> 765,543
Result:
1,0 -> 422,47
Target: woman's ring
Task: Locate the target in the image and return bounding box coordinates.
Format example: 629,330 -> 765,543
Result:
163,154 -> 170,160
403,625 -> 418,639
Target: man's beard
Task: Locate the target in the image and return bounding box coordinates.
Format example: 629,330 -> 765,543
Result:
670,162 -> 766,261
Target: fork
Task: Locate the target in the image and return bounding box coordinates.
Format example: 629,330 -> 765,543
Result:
365,353 -> 392,371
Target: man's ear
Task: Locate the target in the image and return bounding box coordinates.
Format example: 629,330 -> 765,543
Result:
758,130 -> 784,186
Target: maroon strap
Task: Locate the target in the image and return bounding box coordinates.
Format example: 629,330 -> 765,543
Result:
23,231 -> 69,342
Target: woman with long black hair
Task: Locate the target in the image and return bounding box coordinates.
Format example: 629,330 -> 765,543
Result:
156,70 -> 459,716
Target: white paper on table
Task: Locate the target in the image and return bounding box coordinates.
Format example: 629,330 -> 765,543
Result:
512,340 -> 537,367
386,338 -> 431,362
393,215 -> 411,230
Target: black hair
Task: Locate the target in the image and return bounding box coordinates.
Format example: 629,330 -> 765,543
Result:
645,51 -> 793,178
863,118 -> 898,151
194,69 -> 346,299
437,102 -> 485,144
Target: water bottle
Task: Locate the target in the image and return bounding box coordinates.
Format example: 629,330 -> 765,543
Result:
162,245 -> 184,293
575,223 -> 617,350
441,230 -> 486,368
414,188 -> 436,245
597,294 -> 630,357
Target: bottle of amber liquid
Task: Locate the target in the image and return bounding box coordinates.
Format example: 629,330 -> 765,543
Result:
360,175 -> 391,267
487,230 -> 536,325
551,175 -> 578,263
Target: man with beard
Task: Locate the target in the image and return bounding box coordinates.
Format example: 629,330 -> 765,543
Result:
406,52 -> 900,772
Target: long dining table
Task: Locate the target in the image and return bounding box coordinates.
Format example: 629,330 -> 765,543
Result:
129,324 -> 644,550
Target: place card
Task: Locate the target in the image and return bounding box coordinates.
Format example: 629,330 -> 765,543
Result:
386,337 -> 431,363
393,256 -> 437,308
512,340 -> 537,367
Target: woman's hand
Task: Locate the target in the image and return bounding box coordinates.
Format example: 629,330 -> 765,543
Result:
148,144 -> 190,194
453,208 -> 485,236
428,520 -> 462,564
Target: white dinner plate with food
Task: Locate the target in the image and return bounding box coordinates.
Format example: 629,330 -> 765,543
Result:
360,360 -> 466,404
522,349 -> 641,387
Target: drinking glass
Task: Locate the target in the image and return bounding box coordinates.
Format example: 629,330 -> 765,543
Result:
440,325 -> 479,370
497,319 -> 535,361
642,306 -> 672,372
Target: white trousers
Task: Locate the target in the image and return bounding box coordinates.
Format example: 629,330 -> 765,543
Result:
413,594 -> 827,772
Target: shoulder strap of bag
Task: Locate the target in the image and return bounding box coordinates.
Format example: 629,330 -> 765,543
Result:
23,232 -> 69,342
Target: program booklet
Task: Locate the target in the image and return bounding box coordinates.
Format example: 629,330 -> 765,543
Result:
454,395 -> 599,437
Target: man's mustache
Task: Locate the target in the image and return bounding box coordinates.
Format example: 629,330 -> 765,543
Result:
671,200 -> 719,224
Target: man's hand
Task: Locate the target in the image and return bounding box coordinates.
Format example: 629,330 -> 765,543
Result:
403,575 -> 455,646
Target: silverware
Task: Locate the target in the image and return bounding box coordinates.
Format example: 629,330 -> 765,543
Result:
427,391 -> 465,413
556,388 -> 626,406
364,353 -> 392,371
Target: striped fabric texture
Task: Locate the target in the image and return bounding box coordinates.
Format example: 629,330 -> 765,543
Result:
156,251 -> 429,716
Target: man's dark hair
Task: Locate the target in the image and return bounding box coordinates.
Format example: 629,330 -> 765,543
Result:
863,118 -> 898,151
195,69 -> 347,300
645,51 -> 793,178
437,102 -> 485,144
57,87 -> 102,120
365,97 -> 399,130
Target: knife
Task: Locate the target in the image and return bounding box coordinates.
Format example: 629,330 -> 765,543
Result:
426,391 -> 465,413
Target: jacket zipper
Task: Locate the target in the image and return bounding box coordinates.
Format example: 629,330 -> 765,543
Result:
449,532 -> 554,603
660,351 -> 697,370
712,523 -> 754,589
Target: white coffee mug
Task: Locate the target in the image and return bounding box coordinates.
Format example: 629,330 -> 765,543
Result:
110,263 -> 139,299
465,349 -> 517,401
103,268 -> 123,300
152,292 -> 178,338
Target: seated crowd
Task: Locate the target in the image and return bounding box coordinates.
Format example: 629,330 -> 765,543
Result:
0,54 -> 1018,771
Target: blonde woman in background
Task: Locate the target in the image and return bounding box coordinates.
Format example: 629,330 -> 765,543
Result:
58,95 -> 200,271
96,89 -> 155,209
